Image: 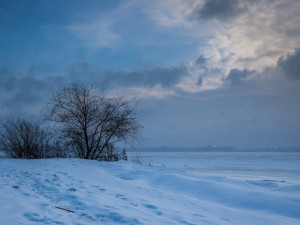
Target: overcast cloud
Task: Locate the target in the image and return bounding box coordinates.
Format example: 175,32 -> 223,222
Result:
0,0 -> 299,147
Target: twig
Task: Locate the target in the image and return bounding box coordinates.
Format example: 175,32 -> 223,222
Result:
55,206 -> 74,213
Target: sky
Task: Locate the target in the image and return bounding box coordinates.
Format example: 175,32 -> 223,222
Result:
0,0 -> 300,148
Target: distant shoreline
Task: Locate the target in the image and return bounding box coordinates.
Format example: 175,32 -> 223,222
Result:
128,147 -> 300,152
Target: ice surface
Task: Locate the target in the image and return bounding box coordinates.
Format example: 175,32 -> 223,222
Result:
0,152 -> 299,225
139,152 -> 300,182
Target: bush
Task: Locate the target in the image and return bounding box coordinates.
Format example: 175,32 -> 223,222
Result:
0,117 -> 65,159
98,146 -> 128,162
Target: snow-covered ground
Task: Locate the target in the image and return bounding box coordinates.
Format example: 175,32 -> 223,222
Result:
0,152 -> 300,225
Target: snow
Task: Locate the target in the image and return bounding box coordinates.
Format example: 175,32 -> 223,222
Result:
0,152 -> 300,225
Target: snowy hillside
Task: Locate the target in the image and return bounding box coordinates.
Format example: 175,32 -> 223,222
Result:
0,156 -> 300,225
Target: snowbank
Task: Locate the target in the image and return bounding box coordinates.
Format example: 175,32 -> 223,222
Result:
0,158 -> 299,225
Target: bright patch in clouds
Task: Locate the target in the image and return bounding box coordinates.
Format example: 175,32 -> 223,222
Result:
201,0 -> 300,72
111,85 -> 175,100
145,0 -> 300,89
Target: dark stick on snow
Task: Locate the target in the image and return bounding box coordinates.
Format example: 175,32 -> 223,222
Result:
55,206 -> 74,213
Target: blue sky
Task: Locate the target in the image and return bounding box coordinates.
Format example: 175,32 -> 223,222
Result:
1,0 -> 300,148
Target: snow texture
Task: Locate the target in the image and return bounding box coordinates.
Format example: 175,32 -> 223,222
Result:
0,152 -> 300,225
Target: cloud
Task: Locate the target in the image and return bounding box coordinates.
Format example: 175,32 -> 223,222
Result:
192,0 -> 247,21
147,0 -> 300,85
199,0 -> 300,76
66,62 -> 188,89
195,55 -> 206,65
226,69 -> 254,85
277,49 -> 300,79
176,71 -> 223,92
0,61 -> 190,118
105,66 -> 188,88
197,77 -> 203,85
0,66 -> 68,117
145,0 -> 199,28
110,85 -> 175,100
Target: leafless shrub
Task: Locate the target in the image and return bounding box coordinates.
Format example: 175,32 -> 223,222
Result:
130,151 -> 152,167
0,117 -> 65,159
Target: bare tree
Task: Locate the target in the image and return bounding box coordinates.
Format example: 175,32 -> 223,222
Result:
0,117 -> 64,159
44,83 -> 141,160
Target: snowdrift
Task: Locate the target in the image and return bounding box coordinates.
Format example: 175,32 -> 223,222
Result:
0,158 -> 299,225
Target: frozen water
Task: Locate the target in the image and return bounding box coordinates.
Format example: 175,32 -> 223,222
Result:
139,151 -> 300,183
